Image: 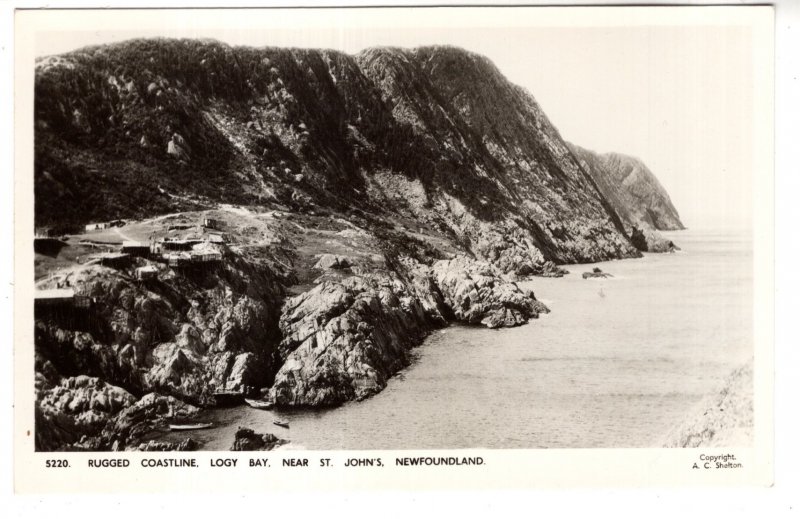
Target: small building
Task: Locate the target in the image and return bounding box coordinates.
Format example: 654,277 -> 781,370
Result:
159,238 -> 203,252
206,233 -> 229,244
34,236 -> 66,255
34,288 -> 75,308
85,222 -> 109,232
90,252 -> 131,269
165,253 -> 191,268
167,224 -> 191,231
190,250 -> 223,263
34,288 -> 92,316
121,241 -> 150,257
203,218 -> 220,230
135,265 -> 158,281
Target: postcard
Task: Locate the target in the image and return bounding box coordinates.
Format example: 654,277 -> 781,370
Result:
14,5 -> 774,492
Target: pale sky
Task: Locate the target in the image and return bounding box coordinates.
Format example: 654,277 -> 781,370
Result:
32,8 -> 765,230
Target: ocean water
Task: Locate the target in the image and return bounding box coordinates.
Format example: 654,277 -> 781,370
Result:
157,229 -> 753,450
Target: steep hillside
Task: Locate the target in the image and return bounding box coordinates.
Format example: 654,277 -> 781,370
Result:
35,39 -> 640,273
570,144 -> 685,251
356,46 -> 639,270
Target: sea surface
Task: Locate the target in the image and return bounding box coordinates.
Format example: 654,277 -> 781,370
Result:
156,229 -> 753,450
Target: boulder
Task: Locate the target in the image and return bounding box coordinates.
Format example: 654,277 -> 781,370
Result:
314,254 -> 351,270
166,133 -> 190,161
230,427 -> 287,451
582,268 -> 612,279
630,225 -> 680,253
539,260 -> 569,278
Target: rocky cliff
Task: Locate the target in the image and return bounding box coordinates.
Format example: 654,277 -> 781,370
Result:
569,144 -> 685,251
35,40 -> 640,270
32,39 -> 682,450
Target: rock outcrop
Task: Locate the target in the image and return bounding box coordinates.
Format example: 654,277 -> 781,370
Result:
430,257 -> 549,328
33,254 -> 284,450
663,362 -> 753,448
630,225 -> 679,253
35,375 -> 136,451
271,273 -> 435,406
230,427 -> 287,451
98,393 -> 200,451
270,258 -> 547,406
34,256 -> 284,408
582,267 -> 613,279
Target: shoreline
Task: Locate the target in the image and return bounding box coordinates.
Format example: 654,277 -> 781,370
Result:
153,231 -> 752,450
34,228 -> 752,450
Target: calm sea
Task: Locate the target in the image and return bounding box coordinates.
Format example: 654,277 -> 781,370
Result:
156,229 -> 753,450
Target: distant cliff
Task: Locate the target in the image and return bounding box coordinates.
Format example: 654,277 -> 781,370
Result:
570,144 -> 684,251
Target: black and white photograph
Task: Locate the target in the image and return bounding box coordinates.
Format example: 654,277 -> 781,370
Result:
11,4 -> 778,493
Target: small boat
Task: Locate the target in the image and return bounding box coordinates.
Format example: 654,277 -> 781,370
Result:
168,422 -> 214,431
245,398 -> 274,410
273,420 -> 289,428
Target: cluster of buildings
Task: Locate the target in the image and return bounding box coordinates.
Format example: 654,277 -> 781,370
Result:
92,232 -> 230,279
35,217 -> 231,311
84,219 -> 126,232
80,217 -> 231,278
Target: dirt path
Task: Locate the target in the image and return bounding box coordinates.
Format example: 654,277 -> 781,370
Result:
114,227 -> 135,242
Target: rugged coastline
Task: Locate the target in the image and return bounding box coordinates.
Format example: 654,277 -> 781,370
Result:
33,39 -> 685,451
34,209 -> 554,450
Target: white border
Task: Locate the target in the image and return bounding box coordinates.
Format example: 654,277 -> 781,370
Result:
2,0 -> 797,515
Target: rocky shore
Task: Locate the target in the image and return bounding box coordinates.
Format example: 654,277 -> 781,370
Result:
270,257 -> 548,407
663,361 -> 754,448
34,212 -> 550,450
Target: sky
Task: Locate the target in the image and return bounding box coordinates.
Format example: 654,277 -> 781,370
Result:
31,8 -> 765,230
